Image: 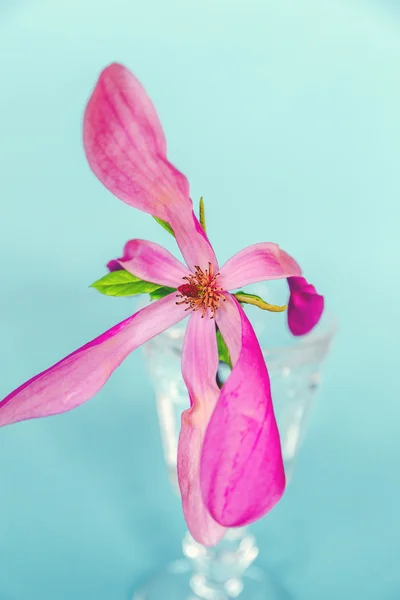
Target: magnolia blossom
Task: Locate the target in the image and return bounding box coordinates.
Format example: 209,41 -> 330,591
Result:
0,64 -> 324,546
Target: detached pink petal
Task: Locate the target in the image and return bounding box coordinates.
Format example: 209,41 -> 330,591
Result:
287,276 -> 324,336
218,243 -> 301,290
0,296 -> 187,428
177,310 -> 226,546
201,294 -> 285,527
83,62 -> 217,272
118,239 -> 187,288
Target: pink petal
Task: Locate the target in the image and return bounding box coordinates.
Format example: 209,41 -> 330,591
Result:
0,296 -> 187,428
83,63 -> 185,217
287,276 -> 324,336
201,294 -> 285,527
218,243 -> 302,290
83,63 -> 217,272
177,310 -> 226,546
107,259 -> 123,272
118,239 -> 188,288
170,211 -> 219,274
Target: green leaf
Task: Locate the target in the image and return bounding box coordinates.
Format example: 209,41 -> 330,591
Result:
216,329 -> 232,369
233,291 -> 287,313
149,286 -> 176,301
199,196 -> 207,232
153,216 -> 175,237
91,270 -> 162,297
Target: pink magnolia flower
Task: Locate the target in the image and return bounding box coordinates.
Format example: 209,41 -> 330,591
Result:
0,64 -> 324,546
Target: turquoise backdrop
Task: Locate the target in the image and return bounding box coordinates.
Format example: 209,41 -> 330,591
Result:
0,0 -> 399,598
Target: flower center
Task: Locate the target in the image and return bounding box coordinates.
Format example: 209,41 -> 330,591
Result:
176,263 -> 225,319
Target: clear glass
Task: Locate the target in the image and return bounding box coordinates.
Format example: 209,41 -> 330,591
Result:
134,284 -> 336,600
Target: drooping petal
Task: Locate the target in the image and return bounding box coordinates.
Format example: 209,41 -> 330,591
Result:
83,62 -> 217,271
287,276 -> 324,336
177,310 -> 226,546
0,296 -> 188,428
218,243 -> 301,290
201,294 -> 285,527
118,239 -> 188,288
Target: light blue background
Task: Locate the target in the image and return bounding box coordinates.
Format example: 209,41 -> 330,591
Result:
0,0 -> 399,598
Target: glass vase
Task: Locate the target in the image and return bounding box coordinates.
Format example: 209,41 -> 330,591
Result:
134,286 -> 335,600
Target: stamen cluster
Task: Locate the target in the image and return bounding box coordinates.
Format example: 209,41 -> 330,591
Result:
176,263 -> 225,318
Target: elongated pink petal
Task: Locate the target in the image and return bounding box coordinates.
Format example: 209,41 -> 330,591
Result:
177,311 -> 226,546
168,211 -> 218,274
201,294 -> 285,527
83,63 -> 217,271
0,296 -> 188,428
287,276 -> 324,336
84,63 -> 186,218
117,239 -> 188,288
218,243 -> 301,290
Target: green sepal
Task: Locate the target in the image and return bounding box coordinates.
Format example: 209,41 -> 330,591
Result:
153,216 -> 175,237
216,329 -> 232,369
199,196 -> 207,232
234,291 -> 264,303
90,270 -> 162,297
233,290 -> 287,312
149,286 -> 176,301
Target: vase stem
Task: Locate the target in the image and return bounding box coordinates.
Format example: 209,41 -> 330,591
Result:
182,528 -> 259,599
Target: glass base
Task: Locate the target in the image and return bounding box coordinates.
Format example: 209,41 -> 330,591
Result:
132,559 -> 289,600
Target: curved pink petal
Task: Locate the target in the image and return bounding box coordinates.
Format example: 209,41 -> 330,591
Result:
118,239 -> 187,288
218,243 -> 301,290
287,276 -> 324,336
201,294 -> 285,527
83,62 -> 186,217
83,62 -> 217,272
0,295 -> 188,428
107,259 -> 123,272
177,310 -> 226,546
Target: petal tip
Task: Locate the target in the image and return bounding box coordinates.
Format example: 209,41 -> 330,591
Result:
288,276 -> 324,336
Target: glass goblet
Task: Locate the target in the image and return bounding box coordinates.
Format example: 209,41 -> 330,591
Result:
135,289 -> 335,600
